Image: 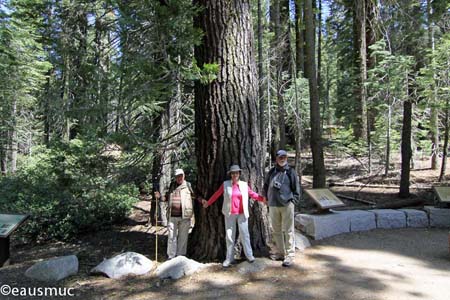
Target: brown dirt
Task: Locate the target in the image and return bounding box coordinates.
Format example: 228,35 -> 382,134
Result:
1,154 -> 450,299
1,202 -> 449,300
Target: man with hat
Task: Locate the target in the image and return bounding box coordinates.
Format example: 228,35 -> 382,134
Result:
263,150 -> 300,267
165,168 -> 195,259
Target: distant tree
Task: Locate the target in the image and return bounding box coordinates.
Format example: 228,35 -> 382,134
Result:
304,0 -> 326,187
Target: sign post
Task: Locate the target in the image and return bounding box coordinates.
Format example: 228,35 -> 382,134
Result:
433,186 -> 450,208
304,189 -> 345,213
0,214 -> 29,267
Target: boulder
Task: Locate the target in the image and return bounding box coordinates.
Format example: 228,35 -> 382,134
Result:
237,259 -> 269,274
25,255 -> 78,282
294,230 -> 311,251
156,256 -> 208,280
90,252 -> 153,279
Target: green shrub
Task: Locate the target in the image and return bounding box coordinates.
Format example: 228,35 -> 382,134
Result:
0,139 -> 138,241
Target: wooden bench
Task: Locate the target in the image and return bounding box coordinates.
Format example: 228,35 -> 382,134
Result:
0,214 -> 29,267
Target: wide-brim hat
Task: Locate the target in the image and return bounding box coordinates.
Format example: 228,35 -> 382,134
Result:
227,164 -> 242,174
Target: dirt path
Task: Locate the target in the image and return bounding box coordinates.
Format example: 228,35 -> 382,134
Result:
1,201 -> 449,300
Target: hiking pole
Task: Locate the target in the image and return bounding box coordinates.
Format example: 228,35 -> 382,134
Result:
155,192 -> 158,263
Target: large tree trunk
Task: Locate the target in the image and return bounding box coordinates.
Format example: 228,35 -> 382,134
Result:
191,0 -> 269,261
304,0 -> 326,188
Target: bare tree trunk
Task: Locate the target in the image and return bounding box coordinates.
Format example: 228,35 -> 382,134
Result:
317,0 -> 322,95
305,0 -> 326,188
400,74 -> 413,198
10,99 -> 17,173
385,95 -> 391,176
355,0 -> 368,141
427,0 -> 439,170
294,0 -> 305,74
191,0 -> 269,260
439,78 -> 450,182
0,124 -> 7,175
257,0 -> 267,165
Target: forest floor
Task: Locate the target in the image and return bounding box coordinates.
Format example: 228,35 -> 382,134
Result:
1,153 -> 450,300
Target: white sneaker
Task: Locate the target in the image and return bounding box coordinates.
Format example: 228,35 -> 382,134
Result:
222,260 -> 232,268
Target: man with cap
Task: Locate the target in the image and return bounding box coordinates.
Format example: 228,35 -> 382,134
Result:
165,168 -> 195,259
263,150 -> 300,267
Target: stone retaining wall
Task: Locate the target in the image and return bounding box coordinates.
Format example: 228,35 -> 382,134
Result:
296,207 -> 450,240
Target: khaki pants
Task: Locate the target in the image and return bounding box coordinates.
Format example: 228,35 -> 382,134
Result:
167,217 -> 190,259
269,202 -> 295,257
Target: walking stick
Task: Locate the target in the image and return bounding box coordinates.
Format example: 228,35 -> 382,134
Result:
155,192 -> 158,263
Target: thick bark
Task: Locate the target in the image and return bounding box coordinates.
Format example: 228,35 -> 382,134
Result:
304,0 -> 326,188
191,0 -> 269,260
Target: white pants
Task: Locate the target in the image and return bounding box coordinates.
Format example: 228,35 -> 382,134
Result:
224,214 -> 254,262
159,201 -> 168,226
269,202 -> 295,257
167,217 -> 190,258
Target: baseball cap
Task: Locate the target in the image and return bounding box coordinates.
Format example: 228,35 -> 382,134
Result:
276,149 -> 288,157
174,169 -> 184,176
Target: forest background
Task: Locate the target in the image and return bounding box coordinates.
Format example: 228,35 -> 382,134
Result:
0,0 -> 449,260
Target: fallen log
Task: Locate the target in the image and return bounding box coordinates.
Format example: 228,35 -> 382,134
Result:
331,198 -> 424,211
331,182 -> 431,190
335,194 -> 376,205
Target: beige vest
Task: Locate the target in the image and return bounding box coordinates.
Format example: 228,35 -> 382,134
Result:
222,180 -> 249,218
169,181 -> 193,219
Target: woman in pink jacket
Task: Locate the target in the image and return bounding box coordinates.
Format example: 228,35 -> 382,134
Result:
203,165 -> 267,267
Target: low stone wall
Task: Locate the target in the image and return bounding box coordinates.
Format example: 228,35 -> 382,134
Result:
295,207 -> 450,240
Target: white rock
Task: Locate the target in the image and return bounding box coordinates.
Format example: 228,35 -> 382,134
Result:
294,230 -> 311,251
424,206 -> 450,227
25,255 -> 78,282
295,213 -> 350,240
399,209 -> 429,228
156,256 -> 208,280
369,209 -> 406,229
237,259 -> 269,274
90,252 -> 153,279
333,210 -> 376,232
